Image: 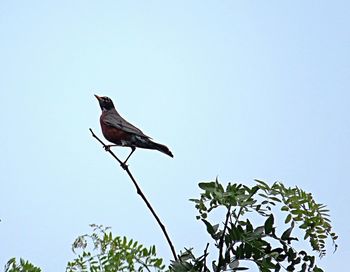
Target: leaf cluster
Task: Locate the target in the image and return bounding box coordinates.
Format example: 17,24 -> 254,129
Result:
4,258 -> 41,272
256,180 -> 338,257
169,246 -> 210,272
176,179 -> 338,272
66,224 -> 165,272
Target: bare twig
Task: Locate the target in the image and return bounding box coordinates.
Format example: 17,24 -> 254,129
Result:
217,205 -> 231,271
89,128 -> 178,261
202,243 -> 210,272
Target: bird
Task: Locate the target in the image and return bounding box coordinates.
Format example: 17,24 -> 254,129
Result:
94,94 -> 173,165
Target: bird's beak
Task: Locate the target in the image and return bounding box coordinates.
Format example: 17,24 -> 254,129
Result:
94,94 -> 102,101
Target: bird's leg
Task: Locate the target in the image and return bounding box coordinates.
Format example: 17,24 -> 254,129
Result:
104,144 -> 118,151
122,146 -> 136,166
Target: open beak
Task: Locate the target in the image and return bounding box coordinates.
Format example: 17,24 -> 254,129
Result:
94,94 -> 102,101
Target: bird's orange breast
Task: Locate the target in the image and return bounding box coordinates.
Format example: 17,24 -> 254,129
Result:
100,117 -> 132,145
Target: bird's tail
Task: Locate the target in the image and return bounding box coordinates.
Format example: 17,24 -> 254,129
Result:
148,140 -> 174,158
132,135 -> 174,158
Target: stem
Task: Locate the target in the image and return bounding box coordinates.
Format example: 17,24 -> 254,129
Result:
89,128 -> 178,261
234,206 -> 243,227
202,243 -> 210,272
217,205 -> 231,271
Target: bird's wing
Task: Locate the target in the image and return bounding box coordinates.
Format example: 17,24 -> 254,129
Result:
103,109 -> 151,138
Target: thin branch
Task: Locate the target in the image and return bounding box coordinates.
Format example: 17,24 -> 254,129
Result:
133,256 -> 152,272
217,205 -> 231,271
234,206 -> 244,227
202,243 -> 210,272
89,128 -> 178,261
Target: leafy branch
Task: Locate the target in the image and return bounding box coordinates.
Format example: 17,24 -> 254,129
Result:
66,224 -> 165,272
182,179 -> 337,271
255,180 -> 338,257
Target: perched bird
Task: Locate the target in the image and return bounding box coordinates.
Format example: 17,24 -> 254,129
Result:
94,94 -> 173,164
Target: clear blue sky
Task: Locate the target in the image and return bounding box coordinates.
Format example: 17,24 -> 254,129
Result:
0,1 -> 349,271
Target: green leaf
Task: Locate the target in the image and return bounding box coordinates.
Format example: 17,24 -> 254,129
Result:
281,226 -> 294,241
255,179 -> 269,189
198,182 -> 216,192
314,266 -> 324,272
201,219 -> 217,237
285,214 -> 292,224
246,219 -> 253,232
269,196 -> 281,203
274,263 -> 281,272
236,244 -> 245,258
281,206 -> 289,211
244,243 -> 252,259
290,209 -> 302,215
264,214 -> 274,234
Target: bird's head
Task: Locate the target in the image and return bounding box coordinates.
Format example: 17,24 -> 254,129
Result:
94,94 -> 115,111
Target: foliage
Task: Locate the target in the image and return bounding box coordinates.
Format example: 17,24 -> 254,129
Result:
4,258 -> 41,272
66,224 -> 165,272
171,179 -> 337,271
4,180 -> 337,272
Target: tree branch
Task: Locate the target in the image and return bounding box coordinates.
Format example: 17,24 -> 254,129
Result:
89,128 -> 178,261
217,205 -> 231,271
202,243 -> 210,272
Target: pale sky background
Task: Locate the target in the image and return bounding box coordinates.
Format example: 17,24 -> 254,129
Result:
0,1 -> 349,271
